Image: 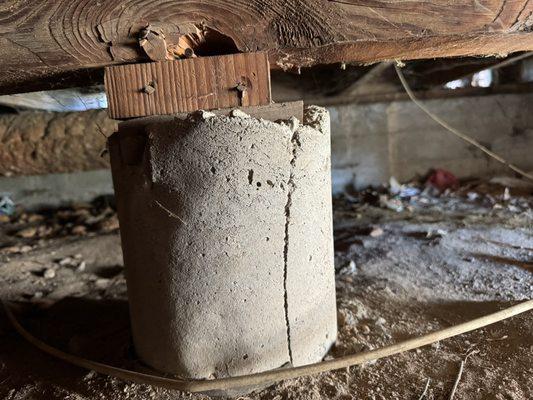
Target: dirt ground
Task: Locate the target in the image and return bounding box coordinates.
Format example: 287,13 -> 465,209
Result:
0,178 -> 532,400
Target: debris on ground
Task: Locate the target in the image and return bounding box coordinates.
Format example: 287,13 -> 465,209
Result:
0,196 -> 119,255
0,195 -> 15,216
425,168 -> 459,192
0,177 -> 532,399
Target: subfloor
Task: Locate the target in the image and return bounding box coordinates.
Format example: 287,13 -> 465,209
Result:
0,179 -> 532,400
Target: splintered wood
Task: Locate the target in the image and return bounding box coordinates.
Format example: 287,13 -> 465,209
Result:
104,52 -> 271,119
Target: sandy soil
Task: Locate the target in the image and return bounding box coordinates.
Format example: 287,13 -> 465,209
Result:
0,180 -> 532,400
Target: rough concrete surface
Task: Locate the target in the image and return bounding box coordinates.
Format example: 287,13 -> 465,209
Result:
0,169 -> 113,210
285,107 -> 337,365
330,93 -> 533,192
109,106 -> 336,379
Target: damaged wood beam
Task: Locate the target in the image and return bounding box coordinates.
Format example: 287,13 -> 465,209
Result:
1,0 -> 533,94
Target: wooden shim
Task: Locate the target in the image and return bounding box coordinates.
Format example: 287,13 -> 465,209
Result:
104,53 -> 271,119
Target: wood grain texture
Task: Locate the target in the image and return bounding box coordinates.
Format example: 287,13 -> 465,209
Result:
1,0 -> 533,94
105,53 -> 271,119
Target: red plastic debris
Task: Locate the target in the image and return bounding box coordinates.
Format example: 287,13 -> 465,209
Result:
425,169 -> 459,191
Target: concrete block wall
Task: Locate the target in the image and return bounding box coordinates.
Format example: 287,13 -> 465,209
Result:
1,92 -> 533,206
329,93 -> 533,193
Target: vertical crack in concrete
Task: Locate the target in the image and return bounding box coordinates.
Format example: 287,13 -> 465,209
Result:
282,132 -> 300,365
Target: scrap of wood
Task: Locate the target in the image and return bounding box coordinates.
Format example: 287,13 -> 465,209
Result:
104,52 -> 271,119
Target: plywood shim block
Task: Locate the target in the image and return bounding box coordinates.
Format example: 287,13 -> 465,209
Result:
104,52 -> 271,119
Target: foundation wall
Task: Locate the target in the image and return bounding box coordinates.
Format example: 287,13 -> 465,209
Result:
3,93 -> 532,203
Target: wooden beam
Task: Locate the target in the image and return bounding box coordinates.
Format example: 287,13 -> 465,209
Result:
1,0 -> 533,94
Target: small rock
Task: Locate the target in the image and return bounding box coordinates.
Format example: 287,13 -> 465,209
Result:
17,226 -> 37,238
20,245 -> 32,253
1,246 -> 21,254
229,109 -> 250,119
43,268 -> 56,279
369,227 -> 384,237
76,261 -> 87,272
426,229 -> 447,239
379,195 -> 404,212
27,214 -> 44,222
345,260 -> 357,273
97,215 -> 119,232
37,225 -> 52,237
71,225 -> 87,235
466,192 -> 479,201
0,214 -> 10,223
33,291 -> 44,299
59,257 -> 75,266
95,278 -> 110,288
83,370 -> 97,381
200,110 -> 216,119
503,187 -> 511,201
360,324 -> 371,335
283,116 -> 300,132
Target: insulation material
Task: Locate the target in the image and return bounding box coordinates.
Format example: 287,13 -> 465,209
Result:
108,105 -> 336,380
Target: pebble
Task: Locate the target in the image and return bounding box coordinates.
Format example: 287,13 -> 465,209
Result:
17,226 -> 37,238
1,245 -> 31,254
199,110 -> 216,119
360,324 -> 371,335
95,278 -> 110,288
369,227 -> 384,237
27,214 -> 44,223
344,260 -> 357,274
76,261 -> 86,272
71,225 -> 87,235
229,109 -> 250,119
83,370 -> 97,381
431,341 -> 441,350
43,268 -> 56,279
59,257 -> 75,266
